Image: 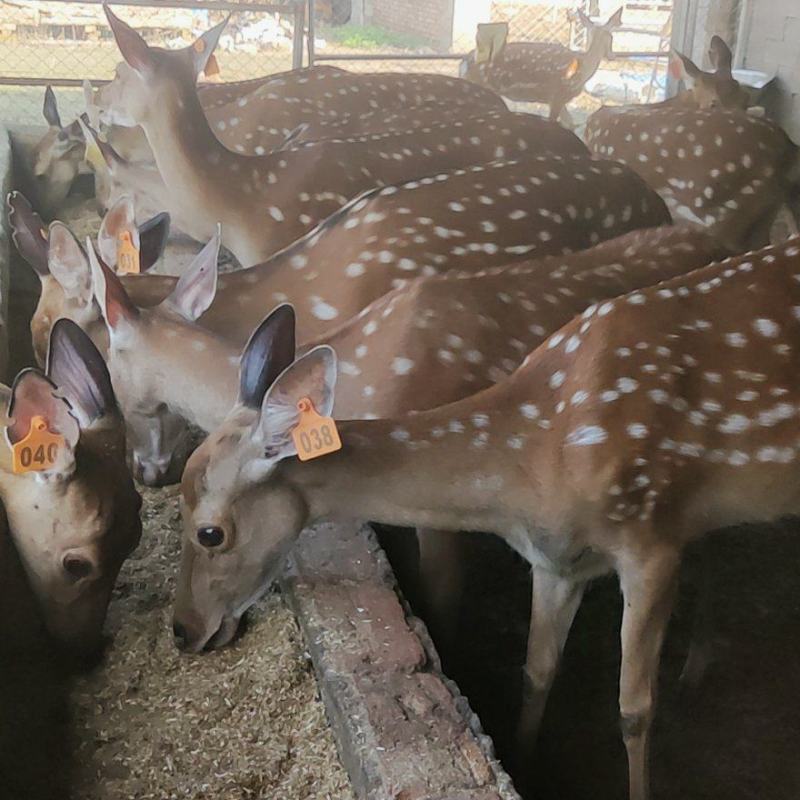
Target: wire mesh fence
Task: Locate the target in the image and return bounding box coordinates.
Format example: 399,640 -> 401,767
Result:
0,0 -> 305,126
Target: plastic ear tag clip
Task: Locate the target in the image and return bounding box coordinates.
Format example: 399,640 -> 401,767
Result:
117,230 -> 141,275
85,137 -> 105,172
11,415 -> 64,475
565,58 -> 580,79
292,397 -> 341,462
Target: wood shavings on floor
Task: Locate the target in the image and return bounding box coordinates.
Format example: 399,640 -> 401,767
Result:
70,485 -> 353,800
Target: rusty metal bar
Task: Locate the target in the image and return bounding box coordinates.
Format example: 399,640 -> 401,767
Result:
15,0 -> 302,13
314,50 -> 668,62
291,0 -> 305,69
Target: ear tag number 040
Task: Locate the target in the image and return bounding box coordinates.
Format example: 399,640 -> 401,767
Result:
292,397 -> 341,462
11,415 -> 64,475
117,230 -> 140,275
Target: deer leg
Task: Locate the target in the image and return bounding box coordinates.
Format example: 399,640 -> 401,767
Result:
416,527 -> 465,657
516,567 -> 585,747
617,545 -> 681,800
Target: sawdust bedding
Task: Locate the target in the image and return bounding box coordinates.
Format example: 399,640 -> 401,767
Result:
69,486 -> 354,800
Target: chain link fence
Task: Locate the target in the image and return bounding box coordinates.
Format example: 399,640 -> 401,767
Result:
0,0 -> 305,126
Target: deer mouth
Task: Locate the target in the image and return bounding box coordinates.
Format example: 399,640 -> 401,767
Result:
203,614 -> 243,651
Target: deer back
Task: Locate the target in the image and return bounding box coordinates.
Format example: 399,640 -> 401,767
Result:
586,106 -> 799,251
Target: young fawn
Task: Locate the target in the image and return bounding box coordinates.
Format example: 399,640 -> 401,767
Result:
178,236 -> 800,799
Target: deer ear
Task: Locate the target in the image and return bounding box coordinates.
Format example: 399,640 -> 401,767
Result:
46,319 -> 118,429
576,9 -> 593,29
87,237 -> 139,334
239,305 -> 296,409
675,51 -> 701,82
48,223 -> 92,306
98,195 -> 139,268
6,369 -> 80,455
606,7 -> 624,28
43,86 -> 62,129
162,228 -> 220,321
104,4 -> 153,75
7,192 -> 49,278
709,35 -> 733,75
138,212 -> 170,271
255,346 -> 337,459
188,16 -> 228,79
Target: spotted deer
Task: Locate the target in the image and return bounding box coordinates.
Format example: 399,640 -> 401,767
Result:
8,192 -> 171,366
17,152 -> 668,375
0,319 -> 141,657
177,235 -> 800,800
161,226 -> 723,651
673,36 -> 749,111
23,86 -> 91,217
586,105 -> 800,251
460,9 -> 623,123
98,7 -> 582,266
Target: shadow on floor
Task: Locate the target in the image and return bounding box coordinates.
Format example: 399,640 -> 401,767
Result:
381,522 -> 800,800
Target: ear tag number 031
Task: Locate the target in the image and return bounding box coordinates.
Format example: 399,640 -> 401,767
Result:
292,397 -> 341,462
117,230 -> 140,275
11,415 -> 64,475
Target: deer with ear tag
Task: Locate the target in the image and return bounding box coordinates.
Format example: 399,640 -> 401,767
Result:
177,235 -> 800,800
0,320 -> 142,657
98,5 -> 589,266
159,225 -> 722,652
8,192 -> 173,367
673,36 -> 749,111
18,148 -> 669,375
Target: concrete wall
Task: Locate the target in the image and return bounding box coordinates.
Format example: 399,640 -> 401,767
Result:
737,0 -> 800,141
0,128 -> 11,383
364,0 -> 454,50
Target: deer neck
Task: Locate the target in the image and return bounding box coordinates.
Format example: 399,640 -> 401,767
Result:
279,398 -> 548,539
137,82 -> 238,231
139,315 -> 239,432
578,31 -> 609,83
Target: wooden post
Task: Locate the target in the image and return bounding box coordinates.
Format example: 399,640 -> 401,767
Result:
292,0 -> 306,69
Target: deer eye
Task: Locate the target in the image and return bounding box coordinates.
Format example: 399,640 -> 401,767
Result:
196,526 -> 225,548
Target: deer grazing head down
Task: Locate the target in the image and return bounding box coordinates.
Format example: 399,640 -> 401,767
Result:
675,36 -> 749,111
172,226 -> 722,653
0,321 -> 142,657
29,86 -> 89,216
7,192 -> 170,367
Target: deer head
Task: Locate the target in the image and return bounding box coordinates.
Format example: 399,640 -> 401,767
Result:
7,192 -> 169,366
674,36 -> 748,110
577,7 -> 624,60
0,320 -> 142,657
87,229 -> 225,483
30,87 -> 88,215
174,305 -> 301,652
96,5 -> 227,129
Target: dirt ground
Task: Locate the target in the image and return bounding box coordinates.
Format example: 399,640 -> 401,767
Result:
69,486 -> 353,800
386,521 -> 800,800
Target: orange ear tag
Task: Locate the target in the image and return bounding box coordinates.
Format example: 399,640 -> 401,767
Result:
204,53 -> 220,77
11,415 -> 65,475
117,230 -> 140,275
565,58 -> 580,79
292,397 -> 342,462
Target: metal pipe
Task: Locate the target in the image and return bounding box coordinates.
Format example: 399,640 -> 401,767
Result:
733,0 -> 752,69
22,0 -> 301,13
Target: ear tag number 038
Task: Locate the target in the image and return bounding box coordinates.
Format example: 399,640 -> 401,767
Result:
292,397 -> 341,462
11,415 -> 64,475
117,230 -> 140,275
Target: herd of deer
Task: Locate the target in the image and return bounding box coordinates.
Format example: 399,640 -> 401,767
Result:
6,5 -> 800,798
